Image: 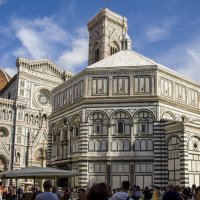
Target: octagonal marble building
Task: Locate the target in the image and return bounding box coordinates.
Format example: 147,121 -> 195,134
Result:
49,8 -> 200,189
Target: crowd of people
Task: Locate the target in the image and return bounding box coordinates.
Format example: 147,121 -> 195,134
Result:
0,180 -> 200,200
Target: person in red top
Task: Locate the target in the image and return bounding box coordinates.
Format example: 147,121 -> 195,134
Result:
0,185 -> 3,200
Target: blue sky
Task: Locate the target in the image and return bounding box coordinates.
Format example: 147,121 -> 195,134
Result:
0,0 -> 200,81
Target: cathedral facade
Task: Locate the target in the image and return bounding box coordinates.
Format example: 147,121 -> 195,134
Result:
0,58 -> 73,176
48,8 -> 200,189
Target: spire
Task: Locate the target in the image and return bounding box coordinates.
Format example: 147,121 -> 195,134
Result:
121,17 -> 132,50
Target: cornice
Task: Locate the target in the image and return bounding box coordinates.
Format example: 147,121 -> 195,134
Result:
157,67 -> 200,88
49,96 -> 159,119
52,67 -> 157,94
16,57 -> 64,75
159,96 -> 200,115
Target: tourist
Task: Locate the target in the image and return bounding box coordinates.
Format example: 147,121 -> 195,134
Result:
143,186 -> 152,200
110,181 -> 133,200
152,187 -> 160,200
194,186 -> 200,200
0,185 -> 2,200
163,184 -> 179,200
52,186 -> 63,200
70,188 -> 76,200
76,188 -> 85,200
133,186 -> 140,200
35,180 -> 58,200
87,182 -> 109,200
108,185 -> 113,199
174,185 -> 184,200
63,188 -> 70,200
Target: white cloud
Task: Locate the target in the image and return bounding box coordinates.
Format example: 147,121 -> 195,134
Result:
145,17 -> 176,42
12,17 -> 71,59
56,27 -> 88,72
157,35 -> 200,82
3,67 -> 16,78
10,17 -> 88,72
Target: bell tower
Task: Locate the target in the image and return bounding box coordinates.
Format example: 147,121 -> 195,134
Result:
87,8 -> 128,65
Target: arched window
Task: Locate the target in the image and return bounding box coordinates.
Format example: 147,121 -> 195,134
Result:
75,127 -> 79,137
8,111 -> 12,120
2,110 -> 6,119
134,111 -> 154,135
112,111 -> 131,135
71,115 -> 81,138
118,121 -> 124,134
124,139 -> 130,151
112,140 -> 118,151
89,140 -> 95,151
147,140 -> 153,151
101,140 -> 107,151
95,140 -> 101,151
141,140 -> 147,151
42,115 -> 47,127
88,112 -> 108,135
16,152 -> 20,163
35,116 -> 39,124
118,140 -> 123,151
30,115 -> 34,124
63,129 -> 68,141
95,48 -> 100,62
110,41 -> 119,55
134,140 -> 140,151
25,114 -> 28,123
162,112 -> 174,120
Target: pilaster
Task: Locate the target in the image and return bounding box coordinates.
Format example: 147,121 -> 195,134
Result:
153,121 -> 168,186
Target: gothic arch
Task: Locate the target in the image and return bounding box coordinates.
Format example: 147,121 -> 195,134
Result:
110,41 -> 120,55
49,123 -> 58,131
133,109 -> 155,135
58,117 -> 69,130
111,109 -> 132,120
178,115 -> 189,122
133,109 -> 155,121
0,154 -> 9,171
87,110 -> 109,122
70,114 -> 82,126
166,135 -> 180,145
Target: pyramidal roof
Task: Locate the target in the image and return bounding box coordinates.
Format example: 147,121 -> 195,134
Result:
87,50 -> 158,69
86,49 -> 200,86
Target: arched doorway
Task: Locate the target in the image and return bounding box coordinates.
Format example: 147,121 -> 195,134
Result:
0,155 -> 8,185
0,155 -> 8,172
